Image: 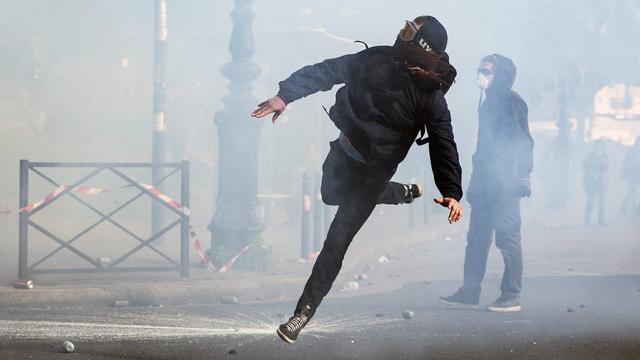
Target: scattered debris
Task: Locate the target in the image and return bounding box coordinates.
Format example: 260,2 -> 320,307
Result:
221,296 -> 239,304
579,304 -> 587,309
386,253 -> 400,261
113,300 -> 129,308
568,268 -> 574,272
96,257 -> 112,269
276,313 -> 285,318
402,310 -> 415,319
375,313 -> 384,317
12,279 -> 33,289
363,264 -> 373,271
423,281 -> 431,285
566,308 -> 575,313
378,256 -> 390,264
341,281 -> 360,292
228,349 -> 237,355
354,273 -> 369,281
62,340 -> 75,353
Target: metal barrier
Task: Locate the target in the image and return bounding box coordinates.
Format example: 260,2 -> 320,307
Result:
18,160 -> 190,278
300,172 -> 333,260
300,173 -> 312,259
313,173 -> 323,253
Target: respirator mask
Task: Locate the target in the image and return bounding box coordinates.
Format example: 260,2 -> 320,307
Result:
476,68 -> 493,90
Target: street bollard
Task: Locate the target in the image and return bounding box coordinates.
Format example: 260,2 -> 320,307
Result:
313,173 -> 323,252
323,198 -> 332,236
409,177 -> 416,228
423,168 -> 429,225
301,173 -> 312,260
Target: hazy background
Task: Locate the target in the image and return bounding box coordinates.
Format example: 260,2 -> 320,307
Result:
1,0 -> 639,280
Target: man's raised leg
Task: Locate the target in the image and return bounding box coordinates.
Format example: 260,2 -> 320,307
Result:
277,180 -> 383,343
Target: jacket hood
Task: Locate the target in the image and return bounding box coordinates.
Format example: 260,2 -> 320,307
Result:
483,53 -> 516,90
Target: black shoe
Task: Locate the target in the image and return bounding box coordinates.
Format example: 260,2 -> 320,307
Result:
437,288 -> 479,307
276,305 -> 314,344
404,184 -> 423,203
486,295 -> 521,312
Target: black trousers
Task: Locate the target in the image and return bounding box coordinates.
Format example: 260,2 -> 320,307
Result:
462,194 -> 522,299
584,190 -> 606,225
295,140 -> 407,314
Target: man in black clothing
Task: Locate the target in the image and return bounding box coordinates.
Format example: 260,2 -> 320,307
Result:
252,16 -> 463,343
583,140 -> 609,226
438,54 -> 533,312
622,136 -> 640,220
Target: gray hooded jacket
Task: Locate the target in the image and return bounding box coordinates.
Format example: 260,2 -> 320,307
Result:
467,54 -> 534,201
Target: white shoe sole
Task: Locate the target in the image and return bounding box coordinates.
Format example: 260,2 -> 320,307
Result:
414,184 -> 423,198
437,297 -> 479,309
276,328 -> 295,344
486,305 -> 522,313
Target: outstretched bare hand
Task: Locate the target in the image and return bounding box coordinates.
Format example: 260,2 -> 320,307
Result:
434,197 -> 462,224
251,96 -> 287,124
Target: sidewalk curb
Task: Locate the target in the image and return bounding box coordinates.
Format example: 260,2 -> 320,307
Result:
0,275 -> 308,308
0,224 -> 452,309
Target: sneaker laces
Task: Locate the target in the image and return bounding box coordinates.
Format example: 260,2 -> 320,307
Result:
285,314 -> 308,332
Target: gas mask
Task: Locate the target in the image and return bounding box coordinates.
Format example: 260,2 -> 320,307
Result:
399,20 -> 420,42
477,71 -> 493,90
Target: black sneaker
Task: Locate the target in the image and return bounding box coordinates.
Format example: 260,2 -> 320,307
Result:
404,184 -> 423,203
486,295 -> 521,312
276,305 -> 314,344
437,288 -> 479,307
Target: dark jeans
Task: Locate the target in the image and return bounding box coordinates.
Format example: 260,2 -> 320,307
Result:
462,194 -> 522,299
295,140 -> 407,314
585,190 -> 606,225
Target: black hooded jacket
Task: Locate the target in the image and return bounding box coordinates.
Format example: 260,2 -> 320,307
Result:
277,46 -> 463,201
468,54 -> 534,199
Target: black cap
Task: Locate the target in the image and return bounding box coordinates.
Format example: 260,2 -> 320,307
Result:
412,16 -> 447,54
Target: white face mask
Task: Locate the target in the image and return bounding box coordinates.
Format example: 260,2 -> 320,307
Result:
477,73 -> 493,90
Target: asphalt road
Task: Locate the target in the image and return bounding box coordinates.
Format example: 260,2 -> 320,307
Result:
2,275 -> 640,360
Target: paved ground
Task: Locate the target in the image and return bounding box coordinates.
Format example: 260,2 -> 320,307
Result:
2,275 -> 640,359
1,210 -> 639,359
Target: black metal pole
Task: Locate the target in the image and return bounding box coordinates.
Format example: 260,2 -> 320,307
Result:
409,201 -> 416,228
409,176 -> 416,228
323,196 -> 331,236
180,160 -> 190,278
301,173 -> 312,260
151,0 -> 168,240
313,172 -> 323,252
18,159 -> 29,279
208,0 -> 265,270
423,168 -> 429,225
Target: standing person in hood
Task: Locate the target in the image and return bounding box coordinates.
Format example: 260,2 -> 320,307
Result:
438,54 -> 533,313
252,16 -> 463,343
622,136 -> 640,221
583,140 -> 609,226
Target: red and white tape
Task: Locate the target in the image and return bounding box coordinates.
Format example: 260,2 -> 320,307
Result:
1,183 -> 248,273
138,183 -> 224,272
